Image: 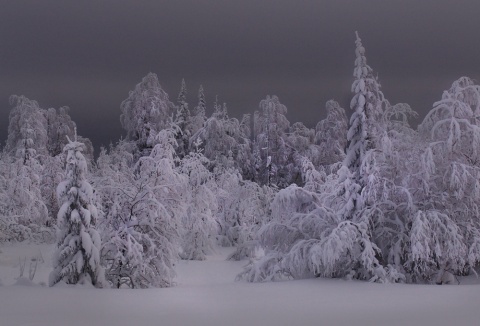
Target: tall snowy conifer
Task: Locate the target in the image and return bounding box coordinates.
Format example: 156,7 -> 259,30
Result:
190,85 -> 207,142
343,31 -> 387,217
50,132 -> 105,287
175,79 -> 191,158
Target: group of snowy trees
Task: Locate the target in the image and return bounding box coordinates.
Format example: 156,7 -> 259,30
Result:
1,32 -> 480,287
238,32 -> 480,284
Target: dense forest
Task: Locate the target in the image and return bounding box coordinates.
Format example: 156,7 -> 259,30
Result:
1,33 -> 480,288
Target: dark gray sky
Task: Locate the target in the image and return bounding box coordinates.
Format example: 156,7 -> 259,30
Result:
1,0 -> 479,150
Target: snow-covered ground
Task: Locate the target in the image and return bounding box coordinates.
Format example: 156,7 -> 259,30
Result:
1,243 -> 480,326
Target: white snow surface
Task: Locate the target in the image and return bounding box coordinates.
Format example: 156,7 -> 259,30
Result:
1,243 -> 480,326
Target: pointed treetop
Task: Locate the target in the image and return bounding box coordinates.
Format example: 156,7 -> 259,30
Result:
354,32 -> 369,80
214,95 -> 220,113
355,31 -> 364,53
192,85 -> 206,121
198,85 -> 205,103
178,78 -> 187,104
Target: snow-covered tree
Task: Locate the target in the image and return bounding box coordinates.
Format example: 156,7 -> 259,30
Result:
40,155 -> 64,227
189,85 -> 207,143
120,73 -> 175,156
6,95 -> 48,160
253,95 -> 291,187
284,122 -> 315,185
99,129 -> 182,288
236,114 -> 254,180
215,167 -> 275,260
409,76 -> 480,281
192,98 -> 238,170
345,32 -> 386,187
0,96 -> 50,239
99,171 -> 179,288
177,152 -> 217,260
44,106 -> 76,157
174,79 -> 192,158
49,133 -> 105,287
238,32 -> 403,284
315,100 -> 348,167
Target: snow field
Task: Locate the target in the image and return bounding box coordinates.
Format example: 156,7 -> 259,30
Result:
1,244 -> 480,326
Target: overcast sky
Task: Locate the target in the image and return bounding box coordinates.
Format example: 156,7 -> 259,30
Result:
1,0 -> 479,150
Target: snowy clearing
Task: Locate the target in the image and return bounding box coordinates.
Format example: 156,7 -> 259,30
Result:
1,244 -> 480,326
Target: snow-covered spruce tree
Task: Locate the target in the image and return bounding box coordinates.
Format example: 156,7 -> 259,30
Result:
238,32 -> 403,283
189,84 -> 207,144
174,78 -> 192,159
345,31 -> 386,189
120,73 -> 175,157
49,133 -> 105,287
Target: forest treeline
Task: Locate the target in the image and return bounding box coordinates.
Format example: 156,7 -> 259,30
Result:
1,33 -> 479,287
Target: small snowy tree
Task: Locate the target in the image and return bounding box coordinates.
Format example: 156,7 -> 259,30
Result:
1,95 -> 50,240
40,155 -> 64,227
192,98 -> 238,171
99,172 -> 179,288
44,106 -> 76,157
49,133 -> 105,287
253,95 -> 291,187
177,152 -> 218,260
99,129 -> 182,288
315,100 -> 348,167
214,167 -> 275,260
6,95 -> 48,160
